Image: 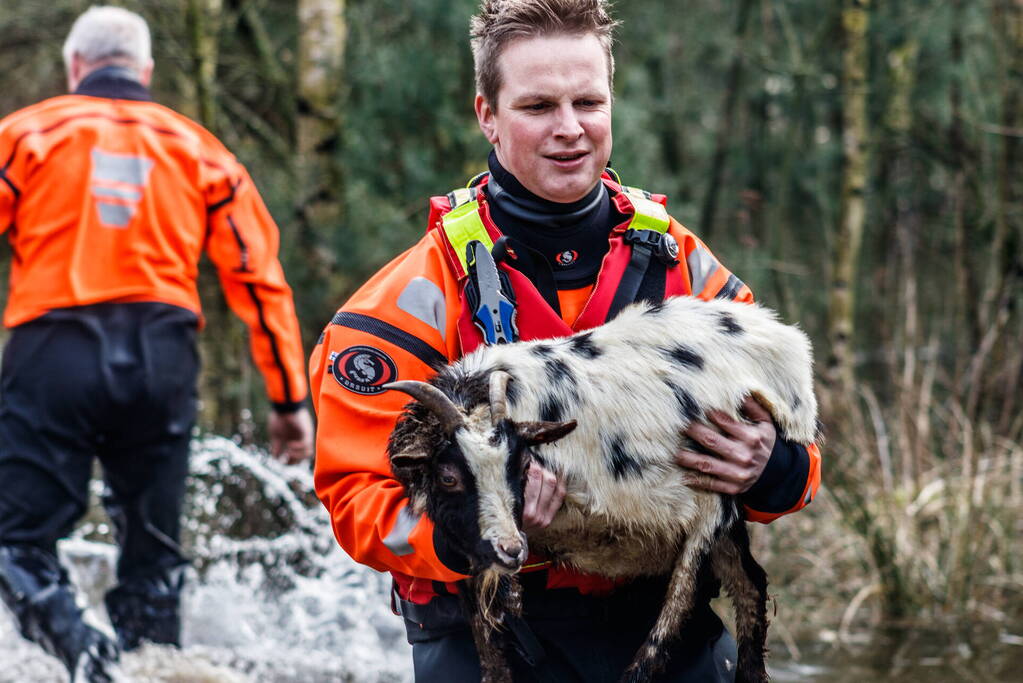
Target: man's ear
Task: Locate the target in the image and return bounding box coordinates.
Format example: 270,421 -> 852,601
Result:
67,53 -> 86,91
475,94 -> 499,144
138,60 -> 154,87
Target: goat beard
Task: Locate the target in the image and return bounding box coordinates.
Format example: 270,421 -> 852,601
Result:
472,568 -> 522,631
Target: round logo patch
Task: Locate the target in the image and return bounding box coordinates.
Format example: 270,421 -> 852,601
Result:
555,249 -> 579,267
329,346 -> 397,395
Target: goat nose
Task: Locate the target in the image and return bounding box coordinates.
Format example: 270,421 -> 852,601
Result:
498,540 -> 523,558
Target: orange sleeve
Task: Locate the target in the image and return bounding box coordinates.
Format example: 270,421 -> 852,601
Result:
203,147 -> 307,408
671,217 -> 822,523
0,111 -> 26,236
310,232 -> 468,581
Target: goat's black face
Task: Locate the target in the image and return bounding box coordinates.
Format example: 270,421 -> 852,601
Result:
423,442 -> 493,571
388,386 -> 576,575
429,427 -> 532,574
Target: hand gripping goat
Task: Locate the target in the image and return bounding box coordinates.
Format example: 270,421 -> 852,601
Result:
385,296 -> 819,683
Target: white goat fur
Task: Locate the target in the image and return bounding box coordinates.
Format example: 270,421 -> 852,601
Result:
454,296 -> 817,579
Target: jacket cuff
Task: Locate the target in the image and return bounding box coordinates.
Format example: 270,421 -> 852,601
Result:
742,437 -> 811,514
271,400 -> 305,414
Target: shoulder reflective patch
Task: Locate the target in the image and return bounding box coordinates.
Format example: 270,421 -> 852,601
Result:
328,345 -> 398,395
397,277 -> 447,341
687,246 -> 721,295
383,506 -> 421,557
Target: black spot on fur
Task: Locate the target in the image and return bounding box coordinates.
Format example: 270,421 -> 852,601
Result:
532,343 -> 556,357
663,344 -> 705,370
603,433 -> 643,480
568,332 -> 602,359
544,357 -> 577,389
642,301 -> 666,316
665,380 -> 701,422
718,312 -> 744,335
539,394 -> 567,422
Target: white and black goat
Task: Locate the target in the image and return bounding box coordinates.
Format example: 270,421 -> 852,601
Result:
386,296 -> 818,683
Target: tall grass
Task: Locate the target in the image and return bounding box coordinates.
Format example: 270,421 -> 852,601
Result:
810,311 -> 1023,629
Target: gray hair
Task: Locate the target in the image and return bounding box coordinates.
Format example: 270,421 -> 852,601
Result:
62,6 -> 152,74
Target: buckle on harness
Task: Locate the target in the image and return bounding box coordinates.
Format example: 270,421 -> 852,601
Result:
623,228 -> 679,266
466,240 -> 519,345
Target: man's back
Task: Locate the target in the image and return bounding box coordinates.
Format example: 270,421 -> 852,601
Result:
1,76 -> 244,328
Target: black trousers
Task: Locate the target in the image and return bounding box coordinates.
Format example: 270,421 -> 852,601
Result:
401,574 -> 737,682
0,302 -> 198,585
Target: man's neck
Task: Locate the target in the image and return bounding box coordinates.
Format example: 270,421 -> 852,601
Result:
486,150 -> 605,230
73,65 -> 152,102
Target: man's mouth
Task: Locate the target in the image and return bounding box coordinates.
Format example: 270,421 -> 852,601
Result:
547,151 -> 587,161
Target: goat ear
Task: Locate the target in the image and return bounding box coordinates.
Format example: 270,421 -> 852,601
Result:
517,419 -> 577,446
390,450 -> 431,469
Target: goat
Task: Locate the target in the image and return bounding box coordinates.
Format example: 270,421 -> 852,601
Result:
385,296 -> 818,683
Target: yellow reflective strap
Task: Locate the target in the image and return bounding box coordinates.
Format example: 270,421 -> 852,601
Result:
622,186 -> 670,234
441,200 -> 493,274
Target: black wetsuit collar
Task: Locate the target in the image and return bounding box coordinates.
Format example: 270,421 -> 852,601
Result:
74,66 -> 152,102
486,150 -> 606,230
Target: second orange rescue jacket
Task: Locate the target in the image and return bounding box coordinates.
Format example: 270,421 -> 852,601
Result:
0,75 -> 306,407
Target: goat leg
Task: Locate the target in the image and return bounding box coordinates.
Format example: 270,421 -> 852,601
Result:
620,527 -> 717,682
711,522 -> 770,683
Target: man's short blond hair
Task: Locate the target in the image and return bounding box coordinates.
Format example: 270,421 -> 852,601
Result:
470,0 -> 618,107
62,6 -> 152,74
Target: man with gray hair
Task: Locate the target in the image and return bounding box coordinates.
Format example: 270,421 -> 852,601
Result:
0,6 -> 314,681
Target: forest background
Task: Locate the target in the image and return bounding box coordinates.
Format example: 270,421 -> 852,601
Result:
1,0 -> 1021,676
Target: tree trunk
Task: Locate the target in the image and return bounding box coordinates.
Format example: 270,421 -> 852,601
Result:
186,0 -> 222,131
187,0 -> 253,437
294,0 -> 347,337
825,0 -> 870,397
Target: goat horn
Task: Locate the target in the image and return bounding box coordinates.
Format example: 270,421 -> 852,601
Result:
489,371 -> 513,423
384,381 -> 465,434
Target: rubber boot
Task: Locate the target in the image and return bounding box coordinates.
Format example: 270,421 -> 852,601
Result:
0,544 -> 122,682
104,563 -> 186,651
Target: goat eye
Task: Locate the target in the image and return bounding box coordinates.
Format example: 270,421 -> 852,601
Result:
440,474 -> 459,488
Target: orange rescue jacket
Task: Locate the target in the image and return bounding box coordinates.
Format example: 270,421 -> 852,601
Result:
0,89 -> 307,406
311,175 -> 821,603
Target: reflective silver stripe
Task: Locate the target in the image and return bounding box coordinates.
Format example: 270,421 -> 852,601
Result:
804,488 -> 813,505
91,148 -> 153,185
397,277 -> 448,341
383,506 -> 421,557
686,246 -> 720,295
92,186 -> 141,201
95,202 -> 134,227
90,148 -> 153,228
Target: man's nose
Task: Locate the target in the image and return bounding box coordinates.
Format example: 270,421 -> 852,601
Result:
552,104 -> 584,139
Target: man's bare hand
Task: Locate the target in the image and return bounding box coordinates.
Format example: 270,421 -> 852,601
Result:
522,460 -> 566,533
675,395 -> 775,495
269,407 -> 314,464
